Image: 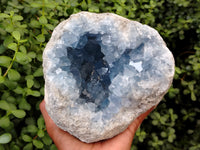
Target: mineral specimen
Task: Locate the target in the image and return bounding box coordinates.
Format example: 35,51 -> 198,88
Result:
43,12 -> 175,143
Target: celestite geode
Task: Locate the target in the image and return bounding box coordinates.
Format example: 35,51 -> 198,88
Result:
43,12 -> 175,143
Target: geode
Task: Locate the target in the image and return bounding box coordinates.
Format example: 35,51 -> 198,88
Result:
43,12 -> 175,143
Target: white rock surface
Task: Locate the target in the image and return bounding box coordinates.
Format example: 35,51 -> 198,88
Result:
43,12 -> 175,143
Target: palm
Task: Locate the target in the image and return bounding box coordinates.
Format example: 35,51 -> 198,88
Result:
40,100 -> 154,150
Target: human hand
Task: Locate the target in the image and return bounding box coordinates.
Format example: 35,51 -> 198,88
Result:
40,100 -> 155,150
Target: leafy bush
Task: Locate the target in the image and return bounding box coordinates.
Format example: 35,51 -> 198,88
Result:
0,0 -> 199,149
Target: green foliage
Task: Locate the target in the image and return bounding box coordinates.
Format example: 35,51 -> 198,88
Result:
0,0 -> 199,149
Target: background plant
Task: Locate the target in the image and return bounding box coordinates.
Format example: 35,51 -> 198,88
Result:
0,0 -> 199,149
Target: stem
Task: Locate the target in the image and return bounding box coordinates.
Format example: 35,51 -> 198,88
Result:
3,42 -> 19,77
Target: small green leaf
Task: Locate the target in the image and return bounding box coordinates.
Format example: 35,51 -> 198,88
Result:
50,144 -> 57,150
0,56 -> 12,67
30,19 -> 40,28
19,98 -> 31,111
27,52 -> 36,58
45,24 -> 54,30
5,24 -> 14,33
42,134 -> 52,145
0,13 -> 10,19
39,16 -> 47,24
0,76 -> 5,83
22,135 -> 32,142
12,15 -> 23,21
0,116 -> 10,128
191,92 -> 196,101
33,68 -> 43,77
33,139 -> 44,149
0,133 -> 12,144
8,43 -> 17,51
27,125 -> 38,133
27,79 -> 34,88
16,52 -> 30,65
8,69 -> 21,81
19,45 -> 27,53
19,39 -> 28,43
37,129 -> 44,138
12,31 -> 21,41
81,0 -> 87,10
23,143 -> 33,150
30,2 -> 43,8
11,110 -> 26,118
13,86 -> 24,94
27,89 -> 41,97
36,34 -> 45,42
37,117 -> 44,129
3,80 -> 17,89
0,100 -> 11,111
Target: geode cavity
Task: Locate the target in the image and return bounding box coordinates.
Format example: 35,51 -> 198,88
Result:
43,12 -> 175,143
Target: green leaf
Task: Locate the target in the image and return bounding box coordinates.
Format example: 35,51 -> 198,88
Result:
27,52 -> 36,58
0,100 -> 11,111
11,110 -> 26,118
19,98 -> 31,111
13,86 -> 24,94
27,79 -> 34,88
39,16 -> 47,24
12,31 -> 21,41
23,143 -> 33,150
30,19 -> 40,28
0,116 -> 10,128
19,45 -> 27,53
3,80 -> 17,89
191,92 -> 196,101
0,56 -> 12,67
36,34 -> 45,42
5,24 -> 14,33
37,129 -> 44,138
27,125 -> 38,133
0,76 -> 5,83
0,45 -> 6,54
8,69 -> 21,81
8,43 -> 17,51
50,144 -> 57,150
33,68 -> 43,77
3,36 -> 13,47
19,39 -> 28,43
0,133 -> 12,144
37,117 -> 44,129
33,139 -> 44,149
26,89 -> 41,97
12,15 -> 23,21
42,134 -> 52,145
30,2 -> 43,8
45,24 -> 54,30
0,13 -> 10,19
16,52 -> 30,65
22,135 -> 32,142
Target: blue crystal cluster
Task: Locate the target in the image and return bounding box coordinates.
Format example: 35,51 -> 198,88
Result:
45,26 -> 171,117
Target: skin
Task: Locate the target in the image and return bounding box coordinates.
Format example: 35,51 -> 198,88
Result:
40,100 -> 155,150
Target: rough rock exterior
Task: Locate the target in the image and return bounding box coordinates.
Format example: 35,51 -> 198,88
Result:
43,12 -> 175,143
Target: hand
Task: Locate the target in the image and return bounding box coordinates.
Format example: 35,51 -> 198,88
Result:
40,100 -> 155,150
